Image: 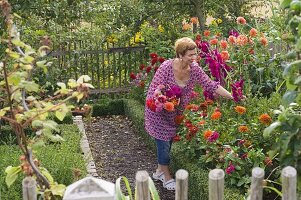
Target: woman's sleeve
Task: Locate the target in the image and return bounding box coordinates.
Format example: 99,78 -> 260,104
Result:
194,62 -> 219,93
146,61 -> 169,98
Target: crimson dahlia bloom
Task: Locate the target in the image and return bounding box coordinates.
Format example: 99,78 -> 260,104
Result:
231,79 -> 244,102
229,29 -> 239,37
149,52 -> 158,58
166,85 -> 182,98
225,164 -> 235,174
208,131 -> 219,142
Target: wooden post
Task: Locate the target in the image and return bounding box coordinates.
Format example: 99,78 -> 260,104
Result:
175,169 -> 189,200
281,166 -> 297,200
22,176 -> 37,200
135,171 -> 150,200
209,169 -> 224,200
249,167 -> 264,200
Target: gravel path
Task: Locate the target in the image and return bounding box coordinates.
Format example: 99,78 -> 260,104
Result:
85,115 -> 175,199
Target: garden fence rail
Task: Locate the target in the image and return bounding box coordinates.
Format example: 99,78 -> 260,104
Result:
47,40 -> 148,97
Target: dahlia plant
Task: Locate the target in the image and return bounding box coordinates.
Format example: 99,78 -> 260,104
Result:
129,52 -> 166,103
196,16 -> 277,100
174,85 -> 282,189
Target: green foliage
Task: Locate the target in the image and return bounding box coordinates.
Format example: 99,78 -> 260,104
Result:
175,91 -> 281,190
0,124 -> 86,199
92,99 -> 124,116
0,126 -> 33,144
263,0 -> 301,193
0,3 -> 93,197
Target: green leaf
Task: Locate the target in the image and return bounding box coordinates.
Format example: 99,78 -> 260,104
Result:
148,177 -> 160,200
31,139 -> 45,149
282,0 -> 293,9
282,90 -> 298,106
263,122 -> 281,137
294,75 -> 301,84
57,82 -> 66,89
42,120 -> 58,131
55,110 -> 66,121
22,81 -> 39,92
115,176 -> 132,200
67,79 -> 77,88
12,39 -> 26,48
32,120 -> 43,128
5,166 -> 22,187
20,55 -> 35,64
263,186 -> 282,197
46,133 -> 65,143
0,109 -> 7,117
49,184 -> 66,196
77,75 -> 91,83
40,167 -> 54,184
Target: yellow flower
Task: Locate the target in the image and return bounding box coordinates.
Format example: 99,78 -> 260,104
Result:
211,20 -> 218,26
158,25 -> 164,33
134,32 -> 142,43
106,34 -> 118,43
217,18 -> 223,24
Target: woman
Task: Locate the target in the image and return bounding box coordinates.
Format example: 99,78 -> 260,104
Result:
144,37 -> 233,190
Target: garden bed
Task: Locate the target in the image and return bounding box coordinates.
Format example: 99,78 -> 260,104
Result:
87,98 -> 244,199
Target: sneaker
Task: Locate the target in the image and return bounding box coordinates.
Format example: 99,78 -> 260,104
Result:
152,171 -> 165,183
163,179 -> 176,191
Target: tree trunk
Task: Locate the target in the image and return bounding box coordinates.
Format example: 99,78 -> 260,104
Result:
190,0 -> 206,31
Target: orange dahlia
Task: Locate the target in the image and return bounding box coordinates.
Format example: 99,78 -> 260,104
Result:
198,120 -> 206,126
260,37 -> 268,46
220,40 -> 228,49
203,30 -> 210,37
236,16 -> 247,25
211,111 -> 222,120
249,28 -> 257,37
238,125 -> 249,132
228,35 -> 236,44
175,115 -> 185,125
210,38 -> 218,45
203,130 -> 213,139
221,51 -> 229,61
164,102 -> 174,112
259,114 -> 272,125
234,106 -> 246,114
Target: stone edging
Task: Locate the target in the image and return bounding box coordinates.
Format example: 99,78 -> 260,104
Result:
72,116 -> 99,178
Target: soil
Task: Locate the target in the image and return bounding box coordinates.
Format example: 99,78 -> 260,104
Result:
85,115 -> 175,200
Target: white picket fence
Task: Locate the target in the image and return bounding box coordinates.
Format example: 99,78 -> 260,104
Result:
22,166 -> 297,200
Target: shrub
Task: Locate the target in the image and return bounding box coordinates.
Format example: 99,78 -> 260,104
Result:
92,99 -> 124,116
0,124 -> 86,199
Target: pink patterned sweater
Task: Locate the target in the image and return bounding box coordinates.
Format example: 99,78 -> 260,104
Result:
144,59 -> 219,141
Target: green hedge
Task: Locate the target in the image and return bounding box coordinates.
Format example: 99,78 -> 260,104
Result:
123,98 -> 245,200
92,99 -> 124,116
0,124 -> 86,200
0,112 -> 73,145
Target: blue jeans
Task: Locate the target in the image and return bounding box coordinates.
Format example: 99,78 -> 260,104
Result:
155,138 -> 173,165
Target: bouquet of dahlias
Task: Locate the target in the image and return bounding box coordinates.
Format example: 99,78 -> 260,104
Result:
146,85 -> 182,112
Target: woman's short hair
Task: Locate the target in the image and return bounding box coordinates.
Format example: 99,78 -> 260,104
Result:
174,37 -> 197,58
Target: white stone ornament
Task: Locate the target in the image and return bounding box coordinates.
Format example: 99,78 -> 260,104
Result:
63,177 -> 115,200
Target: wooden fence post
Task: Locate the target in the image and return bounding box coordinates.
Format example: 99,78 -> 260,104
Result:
135,171 -> 150,200
22,176 -> 37,200
209,169 -> 224,200
249,167 -> 264,200
281,166 -> 297,200
175,169 -> 189,200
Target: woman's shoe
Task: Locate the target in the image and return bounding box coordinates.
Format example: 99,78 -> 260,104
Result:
152,171 -> 165,183
163,179 -> 176,191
